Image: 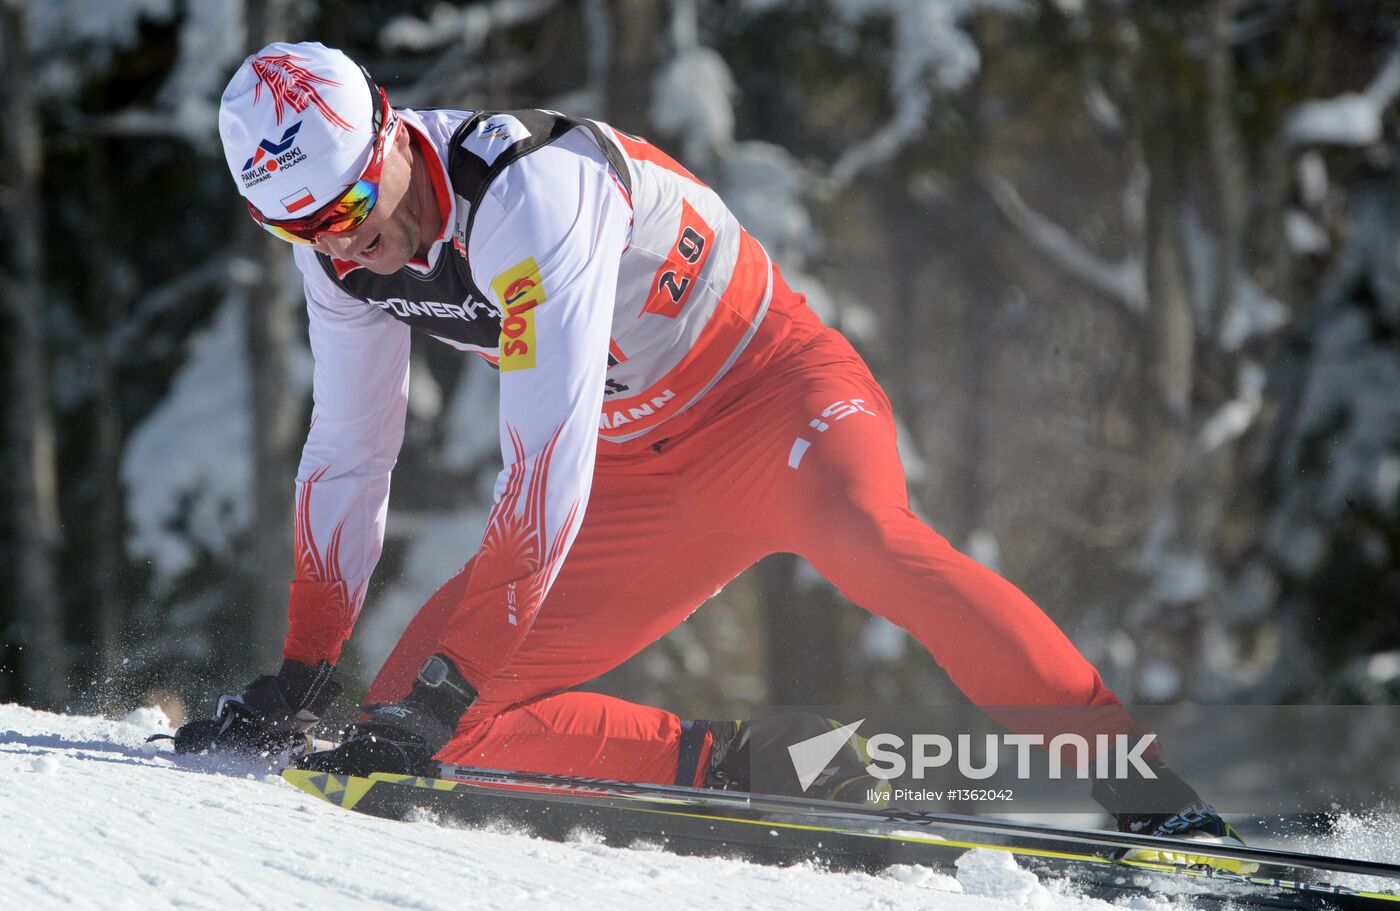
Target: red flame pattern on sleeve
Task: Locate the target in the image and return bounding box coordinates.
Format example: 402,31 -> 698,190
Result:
477,424 -> 581,629
250,53 -> 354,131
293,466 -> 368,631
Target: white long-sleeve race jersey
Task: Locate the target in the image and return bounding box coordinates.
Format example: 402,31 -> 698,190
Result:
281,107 -> 774,676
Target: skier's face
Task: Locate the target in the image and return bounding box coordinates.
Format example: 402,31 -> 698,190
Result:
312,124 -> 429,275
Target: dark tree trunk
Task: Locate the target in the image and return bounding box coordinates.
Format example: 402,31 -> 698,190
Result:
608,0 -> 663,135
1204,0 -> 1246,323
241,233 -> 300,671
242,0 -> 301,671
758,554 -> 802,704
759,554 -> 846,705
950,43 -> 999,544
84,140 -> 127,683
1133,23 -> 1195,437
1,0 -> 69,709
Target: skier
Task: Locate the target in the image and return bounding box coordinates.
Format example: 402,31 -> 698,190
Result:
177,41 -> 1246,862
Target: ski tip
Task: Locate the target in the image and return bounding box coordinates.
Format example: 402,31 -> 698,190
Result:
282,768 -> 376,811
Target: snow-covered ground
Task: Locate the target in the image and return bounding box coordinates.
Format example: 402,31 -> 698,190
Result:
1,702 -> 1393,910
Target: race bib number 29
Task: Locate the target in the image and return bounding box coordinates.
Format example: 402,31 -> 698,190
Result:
642,200 -> 715,319
492,257 -> 545,372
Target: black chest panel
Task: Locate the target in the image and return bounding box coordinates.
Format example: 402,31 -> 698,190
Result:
316,109 -> 632,350
323,244 -> 502,347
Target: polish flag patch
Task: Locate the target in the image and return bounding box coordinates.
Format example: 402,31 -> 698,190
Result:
281,187 -> 316,213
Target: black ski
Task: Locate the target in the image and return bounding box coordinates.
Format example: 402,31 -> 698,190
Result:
430,762 -> 1400,883
283,767 -> 1400,910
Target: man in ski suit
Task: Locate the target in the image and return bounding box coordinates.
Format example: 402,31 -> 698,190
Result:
179,41 -> 1245,858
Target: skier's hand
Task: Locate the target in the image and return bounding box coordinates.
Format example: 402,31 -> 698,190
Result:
167,659 -> 342,756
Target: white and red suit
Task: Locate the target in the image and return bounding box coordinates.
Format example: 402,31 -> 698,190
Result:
283,105 -> 1138,784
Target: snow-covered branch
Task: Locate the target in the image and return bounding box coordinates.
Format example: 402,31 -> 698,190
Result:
650,0 -> 735,167
978,168 -> 1147,314
1285,46 -> 1400,147
824,0 -> 1021,190
87,107 -> 215,144
380,0 -> 554,108
109,257 -> 236,358
380,0 -> 555,54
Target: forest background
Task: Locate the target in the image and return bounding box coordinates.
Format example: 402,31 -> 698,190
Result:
2,0 -> 1399,729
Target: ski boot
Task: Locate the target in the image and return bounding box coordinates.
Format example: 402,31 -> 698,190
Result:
299,654 -> 477,778
1094,754 -> 1257,874
696,714 -> 890,806
157,659 -> 342,758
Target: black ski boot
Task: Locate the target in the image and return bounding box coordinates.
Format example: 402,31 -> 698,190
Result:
1093,754 -> 1255,873
299,654 -> 477,778
158,659 -> 342,758
698,714 -> 889,806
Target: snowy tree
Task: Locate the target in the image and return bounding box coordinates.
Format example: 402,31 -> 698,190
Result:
1,0 -> 69,710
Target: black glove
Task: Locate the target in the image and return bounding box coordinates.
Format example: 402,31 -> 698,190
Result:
299,654 -> 476,777
164,659 -> 343,756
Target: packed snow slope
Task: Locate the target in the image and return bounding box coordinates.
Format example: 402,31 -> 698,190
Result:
1,702 -> 1395,911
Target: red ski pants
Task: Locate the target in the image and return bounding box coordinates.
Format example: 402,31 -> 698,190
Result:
365,272 -> 1135,785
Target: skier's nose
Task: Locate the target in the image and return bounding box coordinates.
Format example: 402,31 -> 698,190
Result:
315,230 -> 363,260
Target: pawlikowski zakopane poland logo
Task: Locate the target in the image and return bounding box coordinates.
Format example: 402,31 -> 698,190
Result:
242,121 -> 303,172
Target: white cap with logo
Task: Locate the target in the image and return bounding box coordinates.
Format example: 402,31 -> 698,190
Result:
218,41 -> 376,218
